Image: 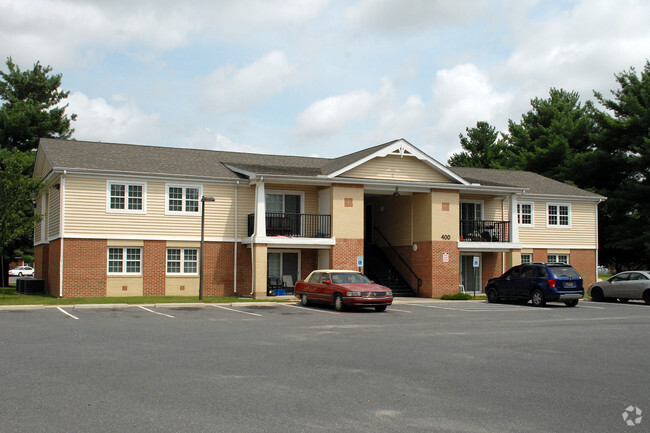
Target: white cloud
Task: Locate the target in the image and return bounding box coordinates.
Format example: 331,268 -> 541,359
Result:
427,64 -> 513,159
345,0 -> 488,33
67,92 -> 161,144
202,51 -> 296,114
182,128 -> 264,153
295,78 -> 395,137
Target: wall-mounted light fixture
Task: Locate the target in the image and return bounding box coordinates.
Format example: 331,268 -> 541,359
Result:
393,186 -> 400,198
53,183 -> 60,190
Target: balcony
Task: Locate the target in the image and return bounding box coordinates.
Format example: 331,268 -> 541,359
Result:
248,213 -> 332,238
459,220 -> 509,243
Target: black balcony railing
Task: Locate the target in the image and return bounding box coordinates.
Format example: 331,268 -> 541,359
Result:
248,213 -> 332,238
459,220 -> 509,242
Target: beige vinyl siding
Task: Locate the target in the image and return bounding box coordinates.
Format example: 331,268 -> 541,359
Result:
518,200 -> 597,247
34,195 -> 43,244
33,149 -> 52,179
64,175 -> 255,239
459,195 -> 507,220
48,186 -> 61,239
341,155 -> 454,183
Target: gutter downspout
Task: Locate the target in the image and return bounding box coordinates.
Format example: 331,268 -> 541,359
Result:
59,170 -> 66,298
250,176 -> 264,296
234,181 -> 239,294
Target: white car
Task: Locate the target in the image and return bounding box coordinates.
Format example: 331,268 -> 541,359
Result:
588,270 -> 650,304
8,266 -> 35,277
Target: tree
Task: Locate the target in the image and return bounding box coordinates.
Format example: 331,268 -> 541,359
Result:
504,88 -> 596,185
448,121 -> 509,168
0,149 -> 42,287
591,61 -> 650,270
0,57 -> 76,152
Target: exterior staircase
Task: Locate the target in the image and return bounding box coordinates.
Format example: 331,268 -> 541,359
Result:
364,243 -> 417,297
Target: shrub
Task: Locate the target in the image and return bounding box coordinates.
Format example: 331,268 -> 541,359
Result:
440,292 -> 473,300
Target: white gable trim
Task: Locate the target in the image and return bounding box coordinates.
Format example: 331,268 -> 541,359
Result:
325,139 -> 470,185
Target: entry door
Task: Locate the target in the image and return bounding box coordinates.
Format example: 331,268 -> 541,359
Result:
460,255 -> 482,293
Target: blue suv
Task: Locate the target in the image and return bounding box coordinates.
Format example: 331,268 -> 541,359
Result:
485,262 -> 584,307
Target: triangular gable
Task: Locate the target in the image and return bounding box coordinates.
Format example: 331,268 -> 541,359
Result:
33,143 -> 53,180
327,139 -> 469,185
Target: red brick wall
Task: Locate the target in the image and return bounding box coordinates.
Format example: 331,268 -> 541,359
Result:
47,239 -> 61,297
34,243 -> 49,285
143,240 -> 165,296
482,252 -> 503,283
61,238 -> 107,297
430,241 -> 460,297
300,249 -> 318,282
331,238 -> 364,271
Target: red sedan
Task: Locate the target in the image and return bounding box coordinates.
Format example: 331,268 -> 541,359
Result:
294,270 -> 393,312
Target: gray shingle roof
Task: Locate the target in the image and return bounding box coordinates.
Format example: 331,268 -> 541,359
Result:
38,138 -> 603,200
449,166 -> 604,199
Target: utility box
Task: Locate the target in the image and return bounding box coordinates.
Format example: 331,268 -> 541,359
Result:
16,278 -> 45,295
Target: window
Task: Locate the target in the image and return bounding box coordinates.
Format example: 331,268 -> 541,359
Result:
167,248 -> 198,274
166,185 -> 201,214
108,247 -> 142,274
107,181 -> 146,213
547,203 -> 570,227
521,254 -> 532,264
548,254 -> 569,264
517,202 -> 534,226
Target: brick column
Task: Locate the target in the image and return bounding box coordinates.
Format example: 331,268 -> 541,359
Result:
143,240 -> 165,296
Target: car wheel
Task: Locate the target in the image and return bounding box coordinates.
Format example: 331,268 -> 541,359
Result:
590,287 -> 604,302
564,299 -> 579,307
643,290 -> 650,305
333,294 -> 344,312
531,289 -> 546,307
300,294 -> 309,306
618,298 -> 629,303
18,272 -> 23,276
375,305 -> 387,312
486,287 -> 499,303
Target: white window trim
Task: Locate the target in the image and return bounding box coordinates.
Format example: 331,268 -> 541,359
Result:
517,201 -> 534,227
106,180 -> 147,214
265,190 -> 305,214
107,247 -> 143,275
166,248 -> 199,275
165,183 -> 203,215
460,200 -> 484,220
521,253 -> 532,264
547,254 -> 569,264
546,202 -> 571,228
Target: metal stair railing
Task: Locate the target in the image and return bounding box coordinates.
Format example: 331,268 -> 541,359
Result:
372,227 -> 422,296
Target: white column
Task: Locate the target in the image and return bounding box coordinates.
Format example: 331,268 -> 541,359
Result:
510,195 -> 519,243
255,181 -> 266,237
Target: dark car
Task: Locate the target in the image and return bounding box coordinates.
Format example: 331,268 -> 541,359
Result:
485,262 -> 584,307
294,270 -> 393,312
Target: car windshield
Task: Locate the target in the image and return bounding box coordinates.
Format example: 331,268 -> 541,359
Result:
549,266 -> 581,278
331,273 -> 371,284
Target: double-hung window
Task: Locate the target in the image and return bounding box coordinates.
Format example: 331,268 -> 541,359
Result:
108,247 -> 142,274
517,202 -> 534,226
548,254 -> 569,264
107,181 -> 146,213
547,203 -> 570,227
521,253 -> 532,264
167,248 -> 198,274
167,185 -> 201,214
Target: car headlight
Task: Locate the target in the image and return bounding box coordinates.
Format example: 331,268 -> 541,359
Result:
347,292 -> 361,297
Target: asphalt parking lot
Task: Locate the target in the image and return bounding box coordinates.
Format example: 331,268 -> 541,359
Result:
1,299 -> 648,433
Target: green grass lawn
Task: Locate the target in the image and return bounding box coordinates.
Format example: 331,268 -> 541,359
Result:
0,285 -> 289,305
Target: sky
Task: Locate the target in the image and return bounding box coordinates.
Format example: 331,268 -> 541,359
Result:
1,0 -> 649,163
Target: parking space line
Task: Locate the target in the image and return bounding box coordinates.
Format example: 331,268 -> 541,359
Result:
138,305 -> 175,318
579,304 -> 606,309
210,305 -> 262,317
405,303 -> 546,312
281,304 -> 340,315
56,307 -> 79,320
387,308 -> 412,313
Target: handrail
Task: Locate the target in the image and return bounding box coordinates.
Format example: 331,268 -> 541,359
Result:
373,227 -> 422,295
